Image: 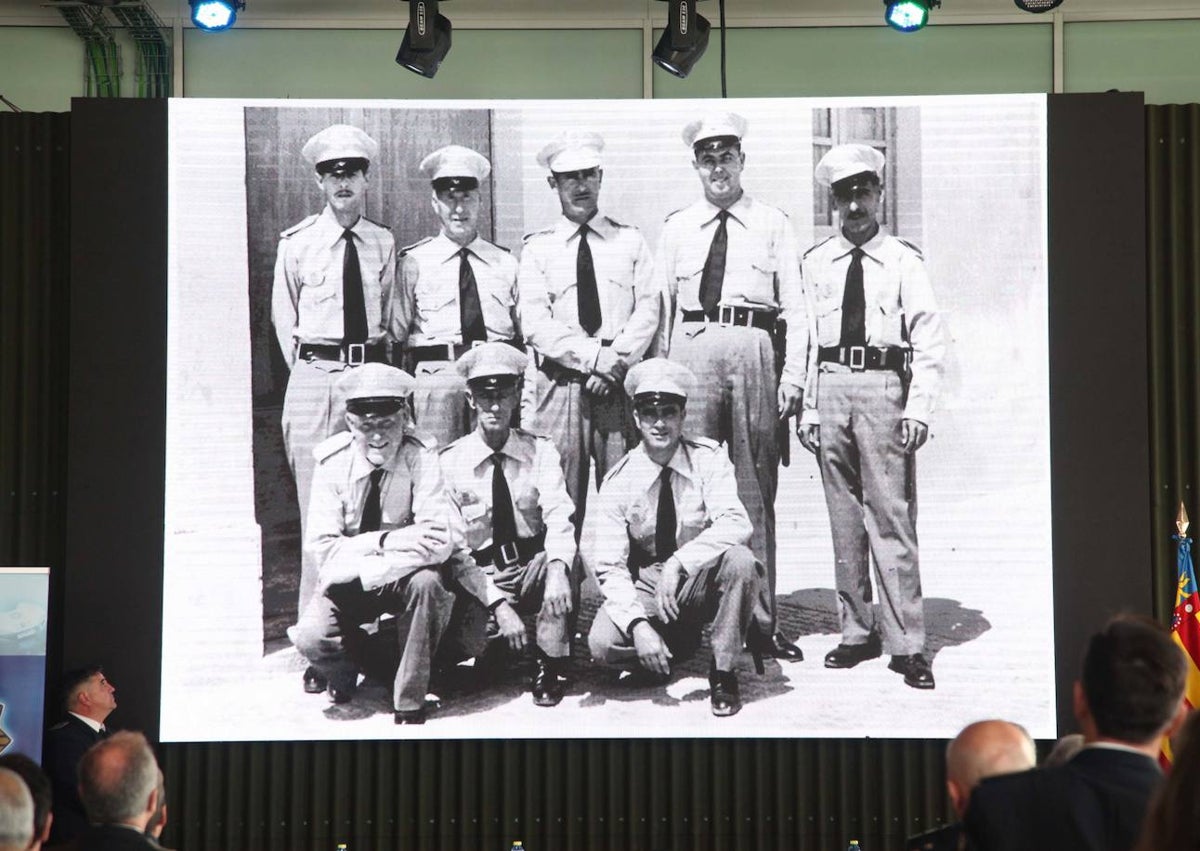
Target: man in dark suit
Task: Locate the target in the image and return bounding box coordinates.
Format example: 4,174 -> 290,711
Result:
964,616 -> 1189,851
906,719 -> 1036,851
42,667 -> 116,844
71,731 -> 162,850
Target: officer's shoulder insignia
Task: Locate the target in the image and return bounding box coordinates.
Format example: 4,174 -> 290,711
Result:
522,227 -> 554,244
603,215 -> 632,230
896,237 -> 924,260
802,235 -> 835,260
280,214 -> 319,239
49,720 -> 69,732
600,453 -> 631,487
361,216 -> 392,231
684,436 -> 721,452
404,430 -> 438,450
398,236 -> 434,257
487,239 -> 512,254
313,431 -> 353,463
663,206 -> 688,223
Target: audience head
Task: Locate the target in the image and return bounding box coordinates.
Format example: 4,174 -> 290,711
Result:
1042,733 -> 1085,768
144,769 -> 167,840
945,719 -> 1037,817
0,753 -> 52,849
1135,709 -> 1200,851
59,665 -> 117,723
78,731 -> 159,830
1075,615 -> 1188,749
0,767 -> 34,851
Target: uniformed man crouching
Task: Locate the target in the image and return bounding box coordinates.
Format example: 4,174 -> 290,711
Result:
439,343 -> 579,707
290,363 -> 489,725
586,359 -> 764,717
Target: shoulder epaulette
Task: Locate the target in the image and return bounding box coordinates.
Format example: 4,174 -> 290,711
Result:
663,206 -> 688,223
313,431 -> 353,463
603,215 -> 632,229
522,227 -> 555,243
684,436 -> 721,451
398,235 -> 434,257
360,216 -> 392,231
404,430 -> 438,450
599,453 -> 631,487
49,721 -> 68,731
802,235 -> 836,260
280,214 -> 319,239
896,238 -> 924,260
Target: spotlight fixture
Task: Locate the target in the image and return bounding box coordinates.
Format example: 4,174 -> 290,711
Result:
883,0 -> 940,32
1014,0 -> 1062,10
396,0 -> 452,79
652,0 -> 711,79
190,0 -> 243,32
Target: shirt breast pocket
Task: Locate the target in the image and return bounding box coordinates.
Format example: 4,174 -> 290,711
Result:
415,278 -> 457,314
298,268 -> 338,309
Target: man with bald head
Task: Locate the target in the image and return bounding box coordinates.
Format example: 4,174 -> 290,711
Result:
75,731 -> 161,850
0,766 -> 34,851
906,720 -> 1036,851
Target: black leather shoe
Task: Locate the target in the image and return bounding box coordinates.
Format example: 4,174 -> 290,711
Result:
394,707 -> 427,725
302,665 -> 327,694
709,670 -> 742,717
531,656 -> 567,707
327,683 -> 354,704
765,631 -> 804,662
888,654 -> 935,690
823,634 -> 883,669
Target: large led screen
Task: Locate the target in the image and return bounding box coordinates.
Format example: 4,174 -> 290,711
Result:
162,94 -> 1052,741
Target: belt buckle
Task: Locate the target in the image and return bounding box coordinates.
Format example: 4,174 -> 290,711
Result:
718,304 -> 735,325
346,343 -> 366,366
848,345 -> 866,371
498,542 -> 521,568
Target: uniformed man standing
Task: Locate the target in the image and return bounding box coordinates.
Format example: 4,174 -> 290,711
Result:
272,124 -> 397,665
797,144 -> 946,690
587,359 -> 764,717
518,131 -> 660,536
289,363 -> 489,724
392,145 -> 521,448
656,112 -> 806,662
439,343 -> 578,706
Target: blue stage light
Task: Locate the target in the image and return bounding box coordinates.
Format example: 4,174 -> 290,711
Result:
191,0 -> 244,32
883,0 -> 940,32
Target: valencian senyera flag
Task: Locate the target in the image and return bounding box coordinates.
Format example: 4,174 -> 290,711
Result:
1162,503 -> 1200,767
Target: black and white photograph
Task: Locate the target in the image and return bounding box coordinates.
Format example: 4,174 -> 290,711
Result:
162,94 -> 1052,742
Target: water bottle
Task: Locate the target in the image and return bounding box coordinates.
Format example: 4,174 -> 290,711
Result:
847,841 -> 862,851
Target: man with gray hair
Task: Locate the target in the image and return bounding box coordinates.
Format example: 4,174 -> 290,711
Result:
0,766 -> 34,851
75,731 -> 161,850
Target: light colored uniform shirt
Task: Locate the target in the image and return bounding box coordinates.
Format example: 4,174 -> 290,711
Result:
588,437 -> 753,633
392,232 -> 520,348
518,213 -> 659,374
305,430 -> 461,592
799,229 -> 945,426
656,194 -> 808,388
272,206 -> 396,366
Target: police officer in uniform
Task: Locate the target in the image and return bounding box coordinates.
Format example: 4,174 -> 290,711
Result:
518,131 -> 661,537
439,343 -> 578,706
392,145 -> 521,449
797,144 -> 945,690
289,364 -> 489,724
272,125 -> 397,687
587,359 -> 765,717
656,112 -> 806,662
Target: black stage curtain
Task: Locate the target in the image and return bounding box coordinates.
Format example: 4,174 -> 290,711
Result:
0,103 -> 1185,850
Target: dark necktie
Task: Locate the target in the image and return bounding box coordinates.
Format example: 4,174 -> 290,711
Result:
576,225 -> 602,336
840,247 -> 866,347
699,210 -> 730,319
458,248 -> 487,345
491,453 -> 519,559
655,467 -> 677,561
359,468 -> 384,533
341,228 -> 369,345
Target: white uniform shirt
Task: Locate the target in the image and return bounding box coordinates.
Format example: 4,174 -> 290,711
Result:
656,194 -> 808,388
392,232 -> 520,348
587,437 -> 752,633
272,206 -> 396,365
518,213 -> 660,374
799,229 -> 945,426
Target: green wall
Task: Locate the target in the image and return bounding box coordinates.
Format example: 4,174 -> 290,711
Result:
2,19 -> 1200,110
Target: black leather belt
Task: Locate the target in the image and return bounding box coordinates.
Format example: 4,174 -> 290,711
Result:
297,342 -> 388,365
818,345 -> 909,372
408,338 -> 524,366
681,304 -> 778,333
537,340 -> 613,385
472,530 -> 546,570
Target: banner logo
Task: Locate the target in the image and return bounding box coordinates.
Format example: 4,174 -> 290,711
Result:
678,2 -> 688,35
0,705 -> 11,755
416,1 -> 427,36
